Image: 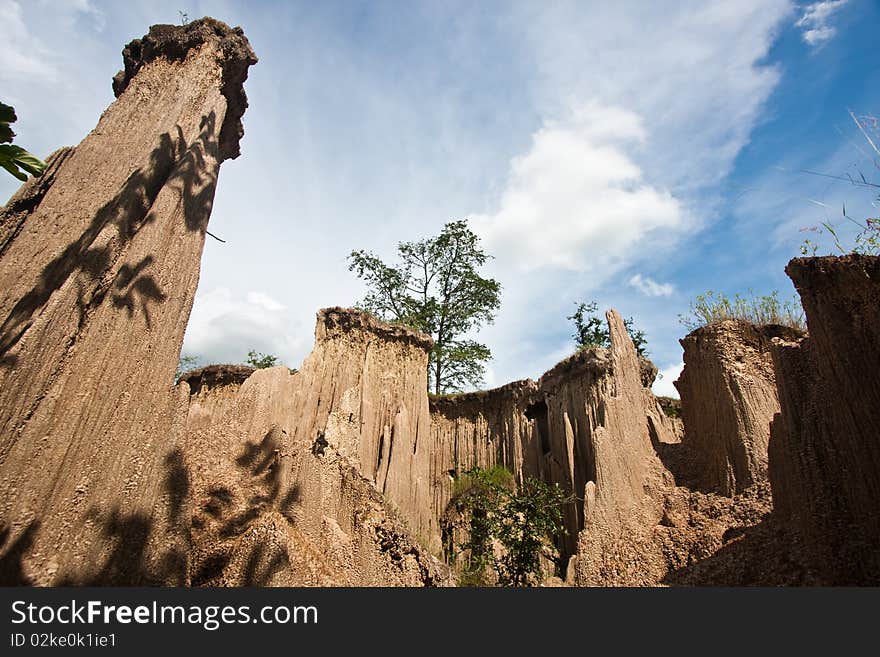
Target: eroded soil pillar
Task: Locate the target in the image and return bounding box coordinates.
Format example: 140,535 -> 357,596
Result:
0,18 -> 256,585
769,255 -> 880,584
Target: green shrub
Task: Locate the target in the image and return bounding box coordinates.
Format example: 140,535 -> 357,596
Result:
246,350 -> 278,369
800,216 -> 879,257
678,289 -> 805,332
451,464 -> 514,498
0,101 -> 47,181
447,466 -> 568,587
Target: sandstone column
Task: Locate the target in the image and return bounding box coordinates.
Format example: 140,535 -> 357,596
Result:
0,18 -> 256,584
675,321 -> 802,495
769,255 -> 880,584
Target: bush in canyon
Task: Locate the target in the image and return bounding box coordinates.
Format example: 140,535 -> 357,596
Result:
448,466 -> 567,587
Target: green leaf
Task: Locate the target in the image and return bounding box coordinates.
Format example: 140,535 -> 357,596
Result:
0,144 -> 47,179
0,158 -> 27,181
348,219 -> 500,394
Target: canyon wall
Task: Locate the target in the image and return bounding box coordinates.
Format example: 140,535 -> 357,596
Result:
769,255 -> 880,584
187,308 -> 451,586
4,17 -> 872,590
430,311 -> 682,581
675,321 -> 802,495
182,364 -> 255,432
428,310 -> 789,586
0,19 -> 256,585
569,311 -> 679,585
429,380 -> 539,551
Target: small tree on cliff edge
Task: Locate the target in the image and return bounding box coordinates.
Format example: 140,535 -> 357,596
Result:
246,350 -> 278,369
348,219 -> 501,394
569,301 -> 648,357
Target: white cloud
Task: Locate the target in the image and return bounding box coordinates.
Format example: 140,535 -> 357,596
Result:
182,287 -> 304,368
473,102 -> 684,275
472,1 -> 791,384
651,361 -> 684,399
796,1 -> 848,47
67,0 -> 107,31
246,291 -> 286,312
628,274 -> 675,298
515,1 -> 790,193
0,0 -> 59,83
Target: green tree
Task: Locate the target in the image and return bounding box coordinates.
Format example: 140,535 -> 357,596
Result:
246,350 -> 278,369
569,301 -> 648,357
0,102 -> 46,181
491,476 -> 567,587
348,219 -> 501,394
447,466 -> 567,587
175,353 -> 199,380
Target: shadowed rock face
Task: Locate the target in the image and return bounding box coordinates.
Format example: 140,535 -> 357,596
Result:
186,308 -> 451,586
675,321 -> 803,496
769,255 -> 880,584
0,18 -> 255,585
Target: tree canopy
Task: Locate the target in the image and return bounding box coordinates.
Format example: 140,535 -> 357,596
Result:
348,219 -> 501,394
246,350 -> 278,369
568,301 -> 648,357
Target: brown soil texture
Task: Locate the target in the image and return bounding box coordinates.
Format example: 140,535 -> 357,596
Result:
675,320 -> 802,496
1,17 -> 875,588
661,483 -> 815,586
180,364 -> 256,395
0,17 -> 255,585
769,255 -> 880,584
112,17 -> 258,161
186,308 -> 451,586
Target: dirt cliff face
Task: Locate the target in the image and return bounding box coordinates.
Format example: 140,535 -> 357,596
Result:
187,308 -> 451,586
568,311 -> 678,585
0,18 -> 256,585
181,364 -> 256,432
675,321 -> 802,496
111,17 -> 257,161
428,310 -> 796,586
429,380 -> 539,549
769,255 -> 880,584
430,311 -> 690,582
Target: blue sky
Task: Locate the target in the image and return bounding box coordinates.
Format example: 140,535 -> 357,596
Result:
2,0 -> 878,397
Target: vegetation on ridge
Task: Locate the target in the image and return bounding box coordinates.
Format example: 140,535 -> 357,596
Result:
799,112 -> 879,257
568,300 -> 648,357
678,289 -> 805,332
246,350 -> 278,369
